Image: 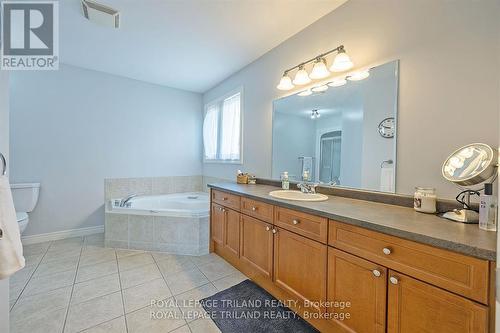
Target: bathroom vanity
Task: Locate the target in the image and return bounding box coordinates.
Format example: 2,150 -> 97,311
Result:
208,183 -> 496,333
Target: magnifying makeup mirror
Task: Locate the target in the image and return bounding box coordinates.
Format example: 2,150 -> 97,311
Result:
441,143 -> 498,223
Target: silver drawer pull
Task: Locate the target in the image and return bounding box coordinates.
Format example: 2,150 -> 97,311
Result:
292,219 -> 300,225
382,247 -> 392,255
389,276 -> 399,285
372,269 -> 381,277
252,206 -> 257,211
272,229 -> 277,234
265,226 -> 270,231
222,197 -> 228,201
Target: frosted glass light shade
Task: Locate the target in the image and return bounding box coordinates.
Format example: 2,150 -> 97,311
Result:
298,89 -> 312,96
330,51 -> 353,72
293,66 -> 311,85
347,70 -> 370,81
276,74 -> 294,90
328,78 -> 347,87
309,58 -> 330,79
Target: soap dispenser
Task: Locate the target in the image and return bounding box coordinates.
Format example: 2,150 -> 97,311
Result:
281,172 -> 289,190
479,183 -> 497,231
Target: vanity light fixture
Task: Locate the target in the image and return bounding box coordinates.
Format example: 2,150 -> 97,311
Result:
347,70 -> 370,81
311,85 -> 329,93
328,78 -> 347,87
277,45 -> 353,90
298,89 -> 312,97
293,65 -> 311,85
309,58 -> 330,79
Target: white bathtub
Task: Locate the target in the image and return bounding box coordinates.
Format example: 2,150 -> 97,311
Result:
107,192 -> 209,218
105,192 -> 210,255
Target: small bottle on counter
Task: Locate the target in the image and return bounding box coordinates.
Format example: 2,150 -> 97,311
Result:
479,183 -> 497,231
281,172 -> 289,190
414,187 -> 437,214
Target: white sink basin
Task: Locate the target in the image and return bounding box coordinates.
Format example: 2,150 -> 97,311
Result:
269,190 -> 329,202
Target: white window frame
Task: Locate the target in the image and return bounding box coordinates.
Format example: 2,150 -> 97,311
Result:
203,86 -> 244,164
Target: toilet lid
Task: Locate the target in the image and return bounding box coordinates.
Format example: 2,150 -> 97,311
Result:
16,212 -> 28,222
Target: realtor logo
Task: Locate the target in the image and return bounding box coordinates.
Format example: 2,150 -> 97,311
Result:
1,1 -> 59,70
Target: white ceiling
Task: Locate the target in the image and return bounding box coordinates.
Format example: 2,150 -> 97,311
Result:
60,0 -> 346,93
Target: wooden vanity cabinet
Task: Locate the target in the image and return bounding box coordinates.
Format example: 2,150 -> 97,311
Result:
210,203 -> 225,246
387,271 -> 488,333
240,214 -> 274,279
273,227 -> 328,313
210,202 -> 240,260
327,248 -> 387,333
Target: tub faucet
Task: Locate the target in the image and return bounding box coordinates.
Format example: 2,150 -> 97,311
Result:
120,194 -> 137,207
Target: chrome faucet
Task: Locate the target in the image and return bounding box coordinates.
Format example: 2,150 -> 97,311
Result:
297,182 -> 319,194
119,194 -> 137,207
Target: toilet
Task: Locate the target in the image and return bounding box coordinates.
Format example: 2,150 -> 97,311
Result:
10,183 -> 40,234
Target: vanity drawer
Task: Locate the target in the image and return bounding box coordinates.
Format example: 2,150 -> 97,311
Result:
329,221 -> 490,304
241,197 -> 274,223
275,207 -> 328,243
212,190 -> 240,210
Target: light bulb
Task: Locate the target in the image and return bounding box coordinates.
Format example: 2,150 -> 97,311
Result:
311,85 -> 328,92
316,111 -> 321,118
276,73 -> 294,90
328,78 -> 347,87
309,58 -> 330,79
298,89 -> 312,97
330,50 -> 353,72
449,156 -> 464,169
293,65 -> 311,85
347,70 -> 370,81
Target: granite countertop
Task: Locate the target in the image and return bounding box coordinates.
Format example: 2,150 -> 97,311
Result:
208,183 -> 497,261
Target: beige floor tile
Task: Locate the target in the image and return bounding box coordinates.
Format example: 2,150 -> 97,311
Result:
11,286 -> 72,318
80,250 -> 117,267
119,263 -> 162,289
23,253 -> 44,267
126,300 -> 186,333
84,233 -> 106,247
10,265 -> 36,286
151,252 -> 188,262
23,269 -> 76,296
189,253 -> 225,267
65,291 -> 124,333
118,252 -> 154,271
189,318 -> 221,333
41,247 -> 81,263
175,283 -> 218,322
198,260 -> 238,281
10,306 -> 66,333
76,260 -> 118,283
170,325 -> 192,333
123,278 -> 172,313
22,242 -> 51,256
165,267 -> 209,295
115,248 -> 144,258
157,256 -> 196,276
212,271 -> 247,291
72,273 -> 121,304
32,256 -> 79,277
80,316 -> 126,333
9,283 -> 24,301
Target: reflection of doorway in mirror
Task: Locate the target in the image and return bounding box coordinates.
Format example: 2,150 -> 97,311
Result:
319,131 -> 342,185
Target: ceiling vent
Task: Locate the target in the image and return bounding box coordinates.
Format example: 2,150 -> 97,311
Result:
82,0 -> 120,28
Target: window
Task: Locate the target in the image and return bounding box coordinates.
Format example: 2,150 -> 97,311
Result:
203,88 -> 242,163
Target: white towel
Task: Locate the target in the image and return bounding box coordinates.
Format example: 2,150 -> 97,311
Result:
0,176 -> 25,279
380,167 -> 395,192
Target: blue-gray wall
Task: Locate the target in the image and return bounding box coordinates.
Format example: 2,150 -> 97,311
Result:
10,65 -> 203,236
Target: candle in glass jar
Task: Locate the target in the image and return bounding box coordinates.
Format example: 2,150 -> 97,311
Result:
414,187 -> 437,213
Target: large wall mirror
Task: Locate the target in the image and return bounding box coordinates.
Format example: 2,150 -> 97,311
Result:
272,60 -> 399,193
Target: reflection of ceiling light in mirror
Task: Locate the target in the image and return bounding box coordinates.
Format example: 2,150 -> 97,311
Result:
276,73 -> 294,90
328,78 -> 347,87
309,58 -> 330,79
298,89 -> 312,97
311,85 -> 328,92
330,49 -> 353,72
347,70 -> 370,81
310,109 -> 320,119
293,65 -> 311,85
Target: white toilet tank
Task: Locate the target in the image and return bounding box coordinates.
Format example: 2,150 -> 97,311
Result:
11,183 -> 40,212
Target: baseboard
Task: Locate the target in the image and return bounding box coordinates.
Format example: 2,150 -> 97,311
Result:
21,225 -> 104,245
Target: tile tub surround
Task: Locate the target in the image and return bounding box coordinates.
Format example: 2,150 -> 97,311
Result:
208,183 -> 497,260
105,214 -> 209,256
10,234 -> 246,333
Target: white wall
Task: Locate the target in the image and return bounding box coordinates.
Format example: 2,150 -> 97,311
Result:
10,65 -> 203,236
0,71 -> 10,333
202,0 -> 500,199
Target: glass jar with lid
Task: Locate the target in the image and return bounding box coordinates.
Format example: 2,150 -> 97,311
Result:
414,187 -> 437,214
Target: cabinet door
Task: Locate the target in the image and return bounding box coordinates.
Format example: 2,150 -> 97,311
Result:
211,203 -> 224,245
240,214 -> 273,279
327,248 -> 387,333
274,227 -> 327,313
387,270 -> 488,333
223,208 -> 240,258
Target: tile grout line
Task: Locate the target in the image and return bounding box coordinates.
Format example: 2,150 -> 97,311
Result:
61,238 -> 85,333
115,246 -> 130,333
